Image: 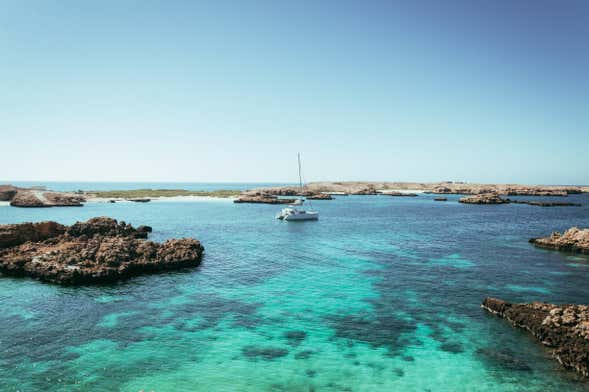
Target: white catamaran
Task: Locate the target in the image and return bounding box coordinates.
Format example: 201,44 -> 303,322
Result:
276,154 -> 319,221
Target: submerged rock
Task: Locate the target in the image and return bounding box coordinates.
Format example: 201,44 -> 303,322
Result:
459,193 -> 508,204
529,227 -> 589,254
242,346 -> 289,360
482,297 -> 589,377
0,217 -> 203,285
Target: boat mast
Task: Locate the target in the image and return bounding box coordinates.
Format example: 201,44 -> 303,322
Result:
298,153 -> 303,195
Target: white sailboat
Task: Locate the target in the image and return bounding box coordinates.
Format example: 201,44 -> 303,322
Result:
276,154 -> 319,221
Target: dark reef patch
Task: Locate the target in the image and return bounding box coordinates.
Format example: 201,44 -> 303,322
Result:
242,345 -> 289,361
294,350 -> 315,360
439,342 -> 464,354
475,347 -> 533,372
328,313 -> 416,355
284,330 -> 307,346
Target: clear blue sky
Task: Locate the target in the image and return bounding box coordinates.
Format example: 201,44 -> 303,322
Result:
1,0 -> 588,184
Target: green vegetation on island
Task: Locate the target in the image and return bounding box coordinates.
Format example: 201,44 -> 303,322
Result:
88,189 -> 242,199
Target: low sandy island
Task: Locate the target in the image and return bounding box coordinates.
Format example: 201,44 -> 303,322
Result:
86,195 -> 236,203
1,182 -> 587,208
248,181 -> 588,196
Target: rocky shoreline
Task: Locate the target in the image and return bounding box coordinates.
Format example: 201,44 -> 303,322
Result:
482,297 -> 589,377
530,228 -> 589,254
251,181 -> 587,196
459,193 -> 582,207
2,182 -> 586,208
0,217 -> 204,284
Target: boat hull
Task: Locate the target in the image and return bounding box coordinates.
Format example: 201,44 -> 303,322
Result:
283,212 -> 319,221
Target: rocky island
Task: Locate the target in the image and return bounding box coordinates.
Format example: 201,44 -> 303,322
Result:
0,217 -> 204,284
482,297 -> 589,377
459,193 -> 582,207
0,184 -> 85,207
459,193 -> 509,204
233,193 -> 296,204
251,181 -> 587,196
530,227 -> 589,254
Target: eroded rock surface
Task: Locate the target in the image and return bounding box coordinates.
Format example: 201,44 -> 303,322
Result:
482,297 -> 589,377
459,193 -> 509,204
0,217 -> 203,284
10,190 -> 85,207
530,227 -> 589,254
0,221 -> 66,248
0,185 -> 20,201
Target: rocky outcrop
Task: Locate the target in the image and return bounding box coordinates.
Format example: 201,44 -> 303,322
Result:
0,221 -> 66,248
234,194 -> 296,204
0,185 -> 20,201
9,190 -> 84,207
529,227 -> 589,254
350,187 -> 378,195
66,217 -> 152,239
482,297 -> 589,377
306,193 -> 333,200
0,217 -> 203,285
505,189 -> 568,197
459,193 -> 509,204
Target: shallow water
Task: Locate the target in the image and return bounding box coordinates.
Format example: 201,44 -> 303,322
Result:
2,190 -> 589,391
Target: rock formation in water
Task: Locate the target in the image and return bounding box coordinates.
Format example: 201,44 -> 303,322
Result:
306,193 -> 333,200
529,227 -> 589,254
350,187 -> 378,195
0,217 -> 203,285
459,193 -> 509,204
482,297 -> 589,377
383,192 -> 418,197
0,221 -> 66,248
9,190 -> 85,207
234,193 -> 296,204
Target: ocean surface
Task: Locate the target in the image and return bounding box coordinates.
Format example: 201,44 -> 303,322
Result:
2,183 -> 589,391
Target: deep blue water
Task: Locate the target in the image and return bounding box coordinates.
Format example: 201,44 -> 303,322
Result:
1,188 -> 589,391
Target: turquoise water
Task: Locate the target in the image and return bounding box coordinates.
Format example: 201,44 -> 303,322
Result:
2,188 -> 589,391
